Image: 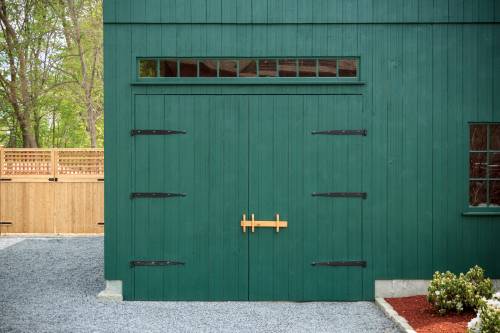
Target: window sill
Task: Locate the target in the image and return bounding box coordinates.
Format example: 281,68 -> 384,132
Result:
131,79 -> 366,86
462,212 -> 500,217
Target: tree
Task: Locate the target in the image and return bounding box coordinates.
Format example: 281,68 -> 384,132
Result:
58,0 -> 103,148
0,0 -> 65,147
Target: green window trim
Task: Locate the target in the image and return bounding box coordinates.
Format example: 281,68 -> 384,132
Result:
465,122 -> 500,213
136,57 -> 360,82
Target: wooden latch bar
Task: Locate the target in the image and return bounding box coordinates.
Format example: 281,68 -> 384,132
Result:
241,213 -> 288,233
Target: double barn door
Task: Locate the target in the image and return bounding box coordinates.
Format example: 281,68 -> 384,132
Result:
130,94 -> 366,301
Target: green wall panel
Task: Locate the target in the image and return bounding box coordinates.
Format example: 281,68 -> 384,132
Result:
104,17 -> 500,300
104,0 -> 500,24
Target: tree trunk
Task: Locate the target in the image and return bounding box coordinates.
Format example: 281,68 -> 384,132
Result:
17,112 -> 37,148
85,100 -> 97,148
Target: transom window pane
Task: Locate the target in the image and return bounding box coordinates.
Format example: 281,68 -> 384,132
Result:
179,59 -> 197,77
239,60 -> 257,77
139,59 -> 157,77
259,59 -> 277,77
298,59 -> 316,77
338,59 -> 358,77
279,59 -> 297,77
219,60 -> 237,77
469,123 -> 500,208
159,59 -> 177,77
199,60 -> 218,77
318,59 -> 337,77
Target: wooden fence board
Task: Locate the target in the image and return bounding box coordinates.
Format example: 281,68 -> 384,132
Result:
0,148 -> 104,234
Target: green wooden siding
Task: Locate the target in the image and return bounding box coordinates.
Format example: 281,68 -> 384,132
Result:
104,1 -> 500,300
104,0 -> 500,24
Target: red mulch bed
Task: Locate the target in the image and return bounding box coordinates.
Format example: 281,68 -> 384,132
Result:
386,295 -> 475,333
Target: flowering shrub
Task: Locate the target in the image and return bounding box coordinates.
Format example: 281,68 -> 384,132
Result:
427,266 -> 493,315
468,292 -> 500,333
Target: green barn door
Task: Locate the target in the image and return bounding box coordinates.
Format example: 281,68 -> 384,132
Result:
247,95 -> 366,301
131,94 -> 365,301
131,95 -> 249,300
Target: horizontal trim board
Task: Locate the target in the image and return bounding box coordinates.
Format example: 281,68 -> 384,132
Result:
462,212 -> 500,216
132,80 -> 366,86
133,94 -> 364,96
104,22 -> 500,25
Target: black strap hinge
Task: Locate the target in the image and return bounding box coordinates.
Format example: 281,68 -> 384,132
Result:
131,129 -> 186,136
130,260 -> 185,267
48,177 -> 58,182
312,192 -> 367,199
312,261 -> 367,268
130,192 -> 186,199
0,221 -> 13,225
312,129 -> 367,136
0,178 -> 12,181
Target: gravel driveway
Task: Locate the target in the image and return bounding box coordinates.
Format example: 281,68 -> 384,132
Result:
0,237 -> 400,333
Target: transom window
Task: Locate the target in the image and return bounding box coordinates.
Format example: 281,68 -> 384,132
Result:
138,58 -> 358,79
469,123 -> 500,208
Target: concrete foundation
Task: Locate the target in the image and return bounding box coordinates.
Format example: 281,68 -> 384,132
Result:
376,279 -> 500,298
97,280 -> 123,301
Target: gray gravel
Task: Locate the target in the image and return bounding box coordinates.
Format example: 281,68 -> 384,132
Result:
0,237 -> 401,333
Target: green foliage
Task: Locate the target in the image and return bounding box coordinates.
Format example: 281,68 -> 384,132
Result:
0,0 -> 103,148
427,266 -> 493,315
468,293 -> 500,333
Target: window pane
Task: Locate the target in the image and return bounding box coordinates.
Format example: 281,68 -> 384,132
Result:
159,59 -> 177,77
299,59 -> 316,77
490,124 -> 500,150
470,152 -> 488,178
239,60 -> 257,77
338,59 -> 358,77
490,153 -> 500,178
278,59 -> 297,77
259,59 -> 277,77
469,181 -> 487,206
179,59 -> 197,77
470,124 -> 487,150
219,60 -> 237,77
490,181 -> 500,206
139,59 -> 157,77
199,60 -> 218,77
318,59 -> 337,77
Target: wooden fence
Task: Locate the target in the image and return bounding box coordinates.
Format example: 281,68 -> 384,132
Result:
0,148 -> 104,234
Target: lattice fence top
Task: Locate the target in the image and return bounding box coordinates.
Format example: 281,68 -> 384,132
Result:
0,148 -> 104,180
56,150 -> 104,176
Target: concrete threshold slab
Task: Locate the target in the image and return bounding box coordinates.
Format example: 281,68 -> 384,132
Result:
97,280 -> 123,301
375,297 -> 416,333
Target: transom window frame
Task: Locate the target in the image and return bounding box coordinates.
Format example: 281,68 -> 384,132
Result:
134,57 -> 362,85
465,122 -> 500,214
